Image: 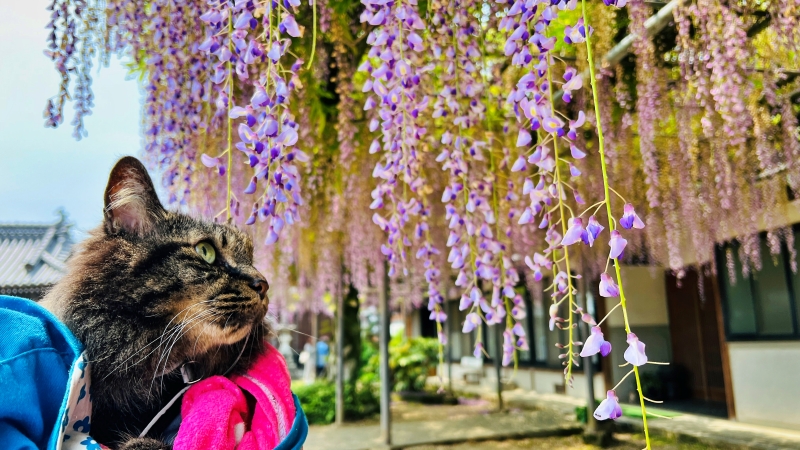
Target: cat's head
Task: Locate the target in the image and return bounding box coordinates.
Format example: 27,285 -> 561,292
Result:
47,157 -> 269,380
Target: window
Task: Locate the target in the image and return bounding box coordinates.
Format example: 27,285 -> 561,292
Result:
425,278 -> 598,369
717,229 -> 800,340
478,278 -> 594,371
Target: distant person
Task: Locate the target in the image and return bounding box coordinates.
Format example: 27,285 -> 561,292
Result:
300,338 -> 316,383
316,335 -> 330,377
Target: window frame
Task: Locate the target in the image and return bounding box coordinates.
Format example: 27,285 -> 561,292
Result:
715,227 -> 800,342
479,280 -> 599,373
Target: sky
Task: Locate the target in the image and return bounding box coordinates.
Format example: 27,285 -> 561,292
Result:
0,1 -> 142,236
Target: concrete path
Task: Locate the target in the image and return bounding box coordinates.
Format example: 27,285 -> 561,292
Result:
305,407 -> 581,450
455,382 -> 800,450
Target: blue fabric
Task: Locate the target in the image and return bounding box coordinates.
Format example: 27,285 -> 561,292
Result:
0,295 -> 83,450
0,294 -> 307,450
274,394 -> 308,450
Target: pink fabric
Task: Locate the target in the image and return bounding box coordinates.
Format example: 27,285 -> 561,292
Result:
174,344 -> 296,450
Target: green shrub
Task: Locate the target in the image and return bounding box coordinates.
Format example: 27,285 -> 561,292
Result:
294,382 -> 336,425
294,380 -> 379,425
388,336 -> 439,392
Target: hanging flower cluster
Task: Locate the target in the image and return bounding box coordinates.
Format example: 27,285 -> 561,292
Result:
428,0 -> 524,362
44,0 -> 102,139
360,0 -> 446,339
197,0 -> 308,242
498,0 -> 598,382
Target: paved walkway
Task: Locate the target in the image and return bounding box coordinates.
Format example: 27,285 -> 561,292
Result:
305,404 -> 581,450
456,382 -> 800,450
306,381 -> 800,450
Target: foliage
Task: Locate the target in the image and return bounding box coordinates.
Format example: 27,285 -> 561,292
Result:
293,380 -> 379,425
293,381 -> 337,425
294,337 -> 382,425
388,336 -> 440,393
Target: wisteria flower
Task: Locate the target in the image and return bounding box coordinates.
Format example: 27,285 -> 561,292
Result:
502,331 -> 514,365
517,130 -> 532,147
561,217 -> 585,246
564,18 -> 592,45
463,312 -> 481,333
584,216 -> 604,246
580,326 -> 612,357
473,342 -> 484,359
609,230 -> 628,259
570,144 -> 586,159
542,115 -> 565,135
594,390 -> 623,420
567,111 -> 586,141
561,68 -> 583,103
578,307 -> 597,326
599,272 -> 620,297
548,303 -> 560,331
620,203 -> 645,229
624,332 -> 648,366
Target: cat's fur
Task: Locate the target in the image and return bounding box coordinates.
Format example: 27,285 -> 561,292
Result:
42,157 -> 271,450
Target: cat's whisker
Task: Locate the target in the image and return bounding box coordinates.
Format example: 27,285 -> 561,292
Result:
153,308 -> 217,377
264,315 -> 317,341
149,308 -> 213,383
102,301 -> 218,379
151,310 -> 219,394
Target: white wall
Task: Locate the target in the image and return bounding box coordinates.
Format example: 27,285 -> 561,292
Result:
445,364 -> 605,401
604,266 -> 670,328
529,370 -> 606,400
728,341 -> 800,428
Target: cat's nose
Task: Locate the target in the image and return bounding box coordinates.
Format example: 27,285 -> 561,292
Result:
251,279 -> 269,301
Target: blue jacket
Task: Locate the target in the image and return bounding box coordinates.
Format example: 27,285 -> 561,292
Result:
0,295 -> 307,450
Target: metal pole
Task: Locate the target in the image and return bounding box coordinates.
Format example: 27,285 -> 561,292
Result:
577,257 -> 596,432
335,281 -> 345,425
308,309 -> 318,383
493,325 -> 504,411
580,280 -> 597,432
446,303 -> 453,393
379,261 -> 392,445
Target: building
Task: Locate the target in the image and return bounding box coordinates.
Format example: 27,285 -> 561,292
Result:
0,212 -> 75,300
413,205 -> 800,430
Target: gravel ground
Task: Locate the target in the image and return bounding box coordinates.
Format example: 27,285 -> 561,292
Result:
408,433 -> 727,449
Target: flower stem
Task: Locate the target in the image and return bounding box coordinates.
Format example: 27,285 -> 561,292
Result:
306,0 -> 316,70
581,0 -> 650,446
226,9 -> 234,222
546,61 -> 577,384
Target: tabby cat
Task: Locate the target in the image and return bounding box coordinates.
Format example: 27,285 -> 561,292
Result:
42,157 -> 271,450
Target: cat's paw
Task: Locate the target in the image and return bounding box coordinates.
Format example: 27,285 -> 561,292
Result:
117,437 -> 171,450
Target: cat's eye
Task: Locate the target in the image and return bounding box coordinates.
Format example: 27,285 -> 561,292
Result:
195,241 -> 216,264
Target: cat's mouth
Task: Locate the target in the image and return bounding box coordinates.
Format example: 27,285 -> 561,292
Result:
178,296 -> 267,355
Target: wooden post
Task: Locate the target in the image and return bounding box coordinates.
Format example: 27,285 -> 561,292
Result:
446,302 -> 453,393
493,325 -> 504,411
335,281 -> 345,425
581,287 -> 597,432
379,262 -> 392,445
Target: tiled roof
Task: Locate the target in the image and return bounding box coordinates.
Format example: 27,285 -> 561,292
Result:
0,212 -> 75,294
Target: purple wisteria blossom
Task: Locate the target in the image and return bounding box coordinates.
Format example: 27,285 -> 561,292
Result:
580,326 -> 612,357
620,203 -> 645,229
599,272 -> 620,297
196,0 -> 307,241
609,230 -> 628,259
624,332 -> 648,366
362,0 -> 445,341
594,390 -> 623,420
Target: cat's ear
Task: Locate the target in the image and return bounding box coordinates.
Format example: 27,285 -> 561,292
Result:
103,156 -> 166,235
